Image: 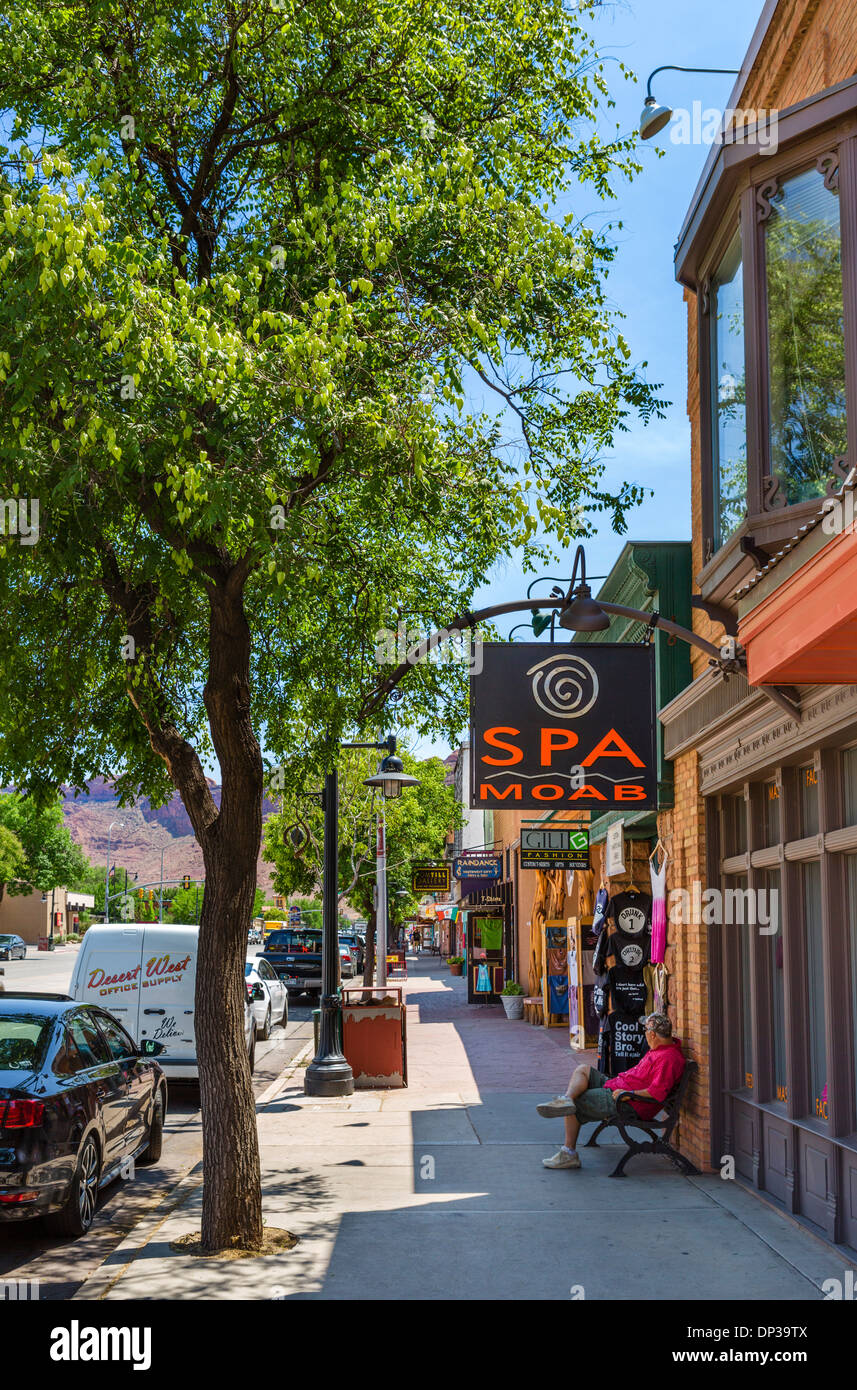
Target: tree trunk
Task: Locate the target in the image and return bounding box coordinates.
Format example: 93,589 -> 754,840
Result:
362,907 -> 377,987
193,574 -> 264,1251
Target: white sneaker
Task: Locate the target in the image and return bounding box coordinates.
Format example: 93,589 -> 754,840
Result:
537,1095 -> 577,1118
543,1148 -> 581,1169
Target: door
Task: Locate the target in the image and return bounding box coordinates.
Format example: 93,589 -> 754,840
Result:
67,1010 -> 128,1167
138,927 -> 198,1062
71,927 -> 145,1037
92,1011 -> 150,1155
260,959 -> 286,1023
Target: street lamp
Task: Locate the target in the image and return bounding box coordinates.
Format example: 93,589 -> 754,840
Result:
640,65 -> 741,142
104,820 -> 124,924
557,546 -> 611,633
304,735 -> 420,1098
363,738 -> 420,990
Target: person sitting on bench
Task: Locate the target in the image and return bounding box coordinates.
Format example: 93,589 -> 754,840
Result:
537,1012 -> 686,1170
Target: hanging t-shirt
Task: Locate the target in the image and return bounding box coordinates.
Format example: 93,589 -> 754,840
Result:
593,973 -> 609,1019
606,892 -> 652,937
609,930 -> 650,969
607,1010 -> 648,1075
607,965 -> 648,1017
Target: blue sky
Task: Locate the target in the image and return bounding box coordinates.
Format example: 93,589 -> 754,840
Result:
412,0 -> 763,758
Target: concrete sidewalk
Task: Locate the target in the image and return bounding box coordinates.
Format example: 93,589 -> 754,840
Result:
78,957 -> 853,1300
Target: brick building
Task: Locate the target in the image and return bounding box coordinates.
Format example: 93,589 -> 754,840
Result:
658,0 -> 857,1254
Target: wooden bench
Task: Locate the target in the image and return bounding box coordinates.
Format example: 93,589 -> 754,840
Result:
584,1060 -> 701,1178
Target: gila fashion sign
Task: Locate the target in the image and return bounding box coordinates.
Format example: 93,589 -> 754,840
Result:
520,827 -> 590,871
412,864 -> 452,894
470,643 -> 657,811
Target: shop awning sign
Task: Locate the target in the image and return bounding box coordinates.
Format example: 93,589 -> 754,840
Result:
412,864 -> 452,894
520,827 -> 590,871
453,851 -> 503,881
470,643 -> 657,811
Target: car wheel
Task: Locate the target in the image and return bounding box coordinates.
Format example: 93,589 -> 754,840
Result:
138,1088 -> 164,1166
259,1006 -> 271,1042
45,1134 -> 100,1237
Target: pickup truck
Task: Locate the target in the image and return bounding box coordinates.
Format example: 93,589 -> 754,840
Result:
261,928 -> 323,997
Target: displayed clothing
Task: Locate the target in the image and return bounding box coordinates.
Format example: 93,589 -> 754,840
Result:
548,975 -> 569,1015
593,972 -> 609,1019
475,962 -> 492,993
606,890 -> 652,936
642,963 -> 656,1016
592,887 -> 609,934
604,1036 -> 686,1119
607,1010 -> 648,1074
597,1016 -> 611,1076
607,964 -> 648,1018
649,854 -> 668,965
547,947 -> 567,975
608,929 -> 649,969
479,918 -> 503,951
650,961 -> 670,1013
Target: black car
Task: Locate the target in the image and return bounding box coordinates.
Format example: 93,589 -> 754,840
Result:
0,994 -> 166,1237
0,936 -> 26,962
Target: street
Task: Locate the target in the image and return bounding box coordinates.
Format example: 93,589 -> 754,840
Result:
0,944 -> 313,1299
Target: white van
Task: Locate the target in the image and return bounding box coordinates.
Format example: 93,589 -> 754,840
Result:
68,925 -> 256,1081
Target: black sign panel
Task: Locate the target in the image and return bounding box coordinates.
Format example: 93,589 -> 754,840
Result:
520,827 -> 590,871
470,643 -> 657,811
412,864 -> 451,894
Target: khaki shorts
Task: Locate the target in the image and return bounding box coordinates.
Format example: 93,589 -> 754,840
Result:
573,1068 -> 619,1121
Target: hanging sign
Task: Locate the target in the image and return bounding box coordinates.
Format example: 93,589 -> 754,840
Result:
412,864 -> 452,894
453,851 -> 503,881
469,643 -> 657,811
605,820 -> 626,877
520,827 -> 590,871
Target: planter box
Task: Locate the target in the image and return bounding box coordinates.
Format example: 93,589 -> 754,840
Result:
341,986 -> 407,1088
501,994 -> 524,1020
449,962 -> 463,976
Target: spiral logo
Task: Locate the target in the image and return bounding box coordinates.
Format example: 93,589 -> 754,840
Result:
526,653 -> 599,719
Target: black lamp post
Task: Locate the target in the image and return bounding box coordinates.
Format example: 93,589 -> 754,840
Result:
304,735 -> 419,1097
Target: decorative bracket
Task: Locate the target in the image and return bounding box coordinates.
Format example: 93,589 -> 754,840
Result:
762,475 -> 787,510
817,150 -> 840,193
756,178 -> 780,223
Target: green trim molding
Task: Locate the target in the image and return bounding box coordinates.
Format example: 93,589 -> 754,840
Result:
574,541 -> 692,835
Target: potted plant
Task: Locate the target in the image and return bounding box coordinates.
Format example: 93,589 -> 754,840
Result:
448,955 -> 464,977
500,979 -> 525,1019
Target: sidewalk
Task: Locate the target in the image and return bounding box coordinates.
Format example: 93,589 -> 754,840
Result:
79,957 -> 853,1300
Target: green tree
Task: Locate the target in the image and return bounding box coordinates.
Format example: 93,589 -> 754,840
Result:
0,823 -> 27,895
0,1 -> 661,1250
0,793 -> 89,900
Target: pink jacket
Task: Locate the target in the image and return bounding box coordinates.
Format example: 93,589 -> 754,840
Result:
605,1037 -> 686,1119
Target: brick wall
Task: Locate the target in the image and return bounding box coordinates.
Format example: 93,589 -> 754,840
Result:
740,0 -> 857,112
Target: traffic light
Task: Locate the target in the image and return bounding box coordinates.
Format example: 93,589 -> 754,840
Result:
147,889 -> 154,901
182,875 -> 191,891
137,888 -> 144,900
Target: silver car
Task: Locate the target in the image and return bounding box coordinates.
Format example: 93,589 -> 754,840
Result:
245,959 -> 289,1039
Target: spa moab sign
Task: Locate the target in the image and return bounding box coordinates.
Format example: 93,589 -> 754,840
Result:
470,643 -> 657,811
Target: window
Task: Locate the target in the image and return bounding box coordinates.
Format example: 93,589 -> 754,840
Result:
847,856 -> 857,1118
763,781 -> 780,846
53,1032 -> 86,1077
0,1015 -> 51,1071
766,167 -> 847,504
760,869 -> 787,1104
844,747 -> 857,826
737,874 -> 754,1090
802,861 -> 827,1121
710,230 -> 747,548
799,763 -> 819,837
94,1013 -> 137,1062
69,1012 -> 110,1067
725,793 -> 748,856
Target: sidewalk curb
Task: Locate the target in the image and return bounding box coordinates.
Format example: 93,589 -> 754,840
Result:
73,1039 -> 316,1301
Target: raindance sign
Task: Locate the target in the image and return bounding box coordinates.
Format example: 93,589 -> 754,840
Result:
453,851 -> 503,881
470,643 -> 657,811
520,827 -> 590,871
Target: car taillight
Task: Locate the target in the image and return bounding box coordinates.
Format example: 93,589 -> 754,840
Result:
0,1100 -> 45,1129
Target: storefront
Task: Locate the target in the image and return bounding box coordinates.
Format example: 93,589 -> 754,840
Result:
659,2 -> 857,1254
